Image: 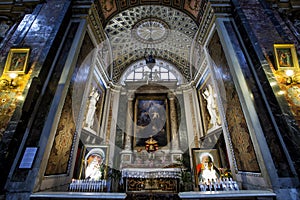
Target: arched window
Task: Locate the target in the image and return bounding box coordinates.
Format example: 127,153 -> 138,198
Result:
120,59 -> 183,85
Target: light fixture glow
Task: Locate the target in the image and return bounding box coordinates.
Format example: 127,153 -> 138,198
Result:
9,73 -> 18,79
285,70 -> 294,77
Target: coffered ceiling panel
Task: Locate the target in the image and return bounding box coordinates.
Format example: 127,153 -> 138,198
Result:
105,5 -> 199,83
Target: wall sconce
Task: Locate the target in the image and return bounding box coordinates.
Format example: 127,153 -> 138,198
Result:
0,73 -> 18,90
285,70 -> 294,84
284,69 -> 300,85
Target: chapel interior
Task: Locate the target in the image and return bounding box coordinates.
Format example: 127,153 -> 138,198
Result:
0,0 -> 300,200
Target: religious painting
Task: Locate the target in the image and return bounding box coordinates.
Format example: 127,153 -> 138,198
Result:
100,0 -> 117,18
192,148 -> 221,186
134,96 -> 169,149
4,48 -> 30,74
83,72 -> 106,133
79,145 -> 109,180
274,44 -> 299,70
184,0 -> 204,18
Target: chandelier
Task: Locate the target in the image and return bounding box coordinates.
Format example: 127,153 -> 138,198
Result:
144,4 -> 156,70
144,48 -> 156,70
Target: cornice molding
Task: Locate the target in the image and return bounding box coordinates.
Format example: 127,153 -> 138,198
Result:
87,3 -> 106,44
197,0 -> 232,44
0,0 -> 42,22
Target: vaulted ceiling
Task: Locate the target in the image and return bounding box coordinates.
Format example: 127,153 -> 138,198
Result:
105,5 -> 199,82
0,0 -> 206,84
1,0 -> 299,84
96,0 -> 206,83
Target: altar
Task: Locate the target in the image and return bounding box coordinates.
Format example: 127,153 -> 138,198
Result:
121,168 -> 182,193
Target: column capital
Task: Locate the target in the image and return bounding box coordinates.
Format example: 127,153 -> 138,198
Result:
168,92 -> 176,100
126,92 -> 135,100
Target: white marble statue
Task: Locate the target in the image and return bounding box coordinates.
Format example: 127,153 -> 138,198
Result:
202,84 -> 218,127
143,71 -> 150,81
85,88 -> 100,129
152,69 -> 160,81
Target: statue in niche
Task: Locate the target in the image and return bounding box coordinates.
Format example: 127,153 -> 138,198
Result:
152,69 -> 160,81
143,71 -> 150,80
202,84 -> 219,128
85,87 -> 100,129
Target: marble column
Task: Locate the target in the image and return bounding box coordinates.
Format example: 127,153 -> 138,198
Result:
169,94 -> 179,150
169,93 -> 182,163
124,95 -> 134,150
120,93 -> 134,167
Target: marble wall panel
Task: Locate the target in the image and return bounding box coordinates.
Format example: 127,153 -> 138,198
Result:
208,31 -> 260,172
233,0 -> 299,176
45,87 -> 76,175
45,32 -> 95,175
224,21 -> 293,177
9,20 -> 78,182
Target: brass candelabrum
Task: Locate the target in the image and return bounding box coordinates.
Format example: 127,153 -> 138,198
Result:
283,70 -> 300,85
0,73 -> 18,90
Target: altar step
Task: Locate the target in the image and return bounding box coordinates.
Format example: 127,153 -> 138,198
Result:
30,192 -> 180,200
126,193 -> 180,200
30,190 -> 276,200
30,192 -> 127,200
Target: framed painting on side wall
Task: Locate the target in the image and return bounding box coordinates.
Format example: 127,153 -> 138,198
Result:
274,44 -> 299,71
79,145 -> 109,180
192,148 -> 221,186
4,48 -> 30,74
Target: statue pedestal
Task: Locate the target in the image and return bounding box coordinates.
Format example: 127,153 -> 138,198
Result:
120,150 -> 133,168
81,128 -> 102,145
170,149 -> 183,163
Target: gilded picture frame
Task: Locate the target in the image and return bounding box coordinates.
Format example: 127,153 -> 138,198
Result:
4,48 -> 30,74
79,145 -> 109,180
274,44 -> 299,70
192,148 -> 221,186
